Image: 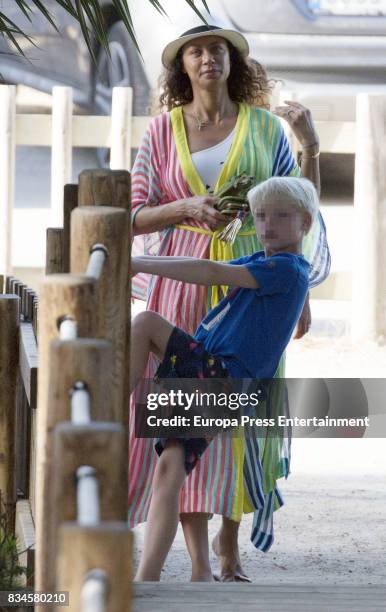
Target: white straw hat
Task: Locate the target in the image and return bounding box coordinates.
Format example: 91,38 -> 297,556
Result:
161,24 -> 249,68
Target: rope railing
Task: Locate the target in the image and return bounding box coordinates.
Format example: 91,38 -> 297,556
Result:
76,466 -> 100,526
86,244 -> 109,280
6,169 -> 133,611
80,569 -> 109,612
71,381 -> 91,424
1,168 -> 133,610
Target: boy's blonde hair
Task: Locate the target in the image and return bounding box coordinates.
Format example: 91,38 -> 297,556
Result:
247,177 -> 319,222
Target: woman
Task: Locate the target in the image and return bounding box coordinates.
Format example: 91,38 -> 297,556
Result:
129,24 -> 330,582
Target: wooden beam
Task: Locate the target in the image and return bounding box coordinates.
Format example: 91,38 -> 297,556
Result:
70,206 -> 130,428
15,112 -> 149,148
352,94 -> 386,341
0,295 -> 19,527
35,274 -> 98,593
78,169 -> 130,209
19,322 -> 38,410
63,184 -> 78,273
132,583 -> 386,612
46,228 -> 65,274
56,522 -> 132,612
15,499 -> 35,588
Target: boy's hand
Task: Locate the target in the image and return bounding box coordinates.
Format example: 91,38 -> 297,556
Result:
131,257 -> 140,276
294,293 -> 311,339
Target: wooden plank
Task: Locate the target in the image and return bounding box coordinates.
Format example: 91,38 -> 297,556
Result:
46,228 -> 65,274
315,120 -> 356,154
0,85 -> 16,275
63,184 -> 78,273
32,298 -> 38,341
110,87 -> 133,170
15,369 -> 31,498
133,583 -> 386,612
14,112 -> 355,154
51,87 -> 72,227
19,322 -> 38,410
35,274 -> 98,592
26,289 -> 35,321
78,169 -> 130,209
352,94 -> 386,341
0,294 -> 19,528
16,113 -> 150,148
56,523 -> 132,612
15,499 -> 35,588
70,206 -> 130,427
29,407 -> 37,520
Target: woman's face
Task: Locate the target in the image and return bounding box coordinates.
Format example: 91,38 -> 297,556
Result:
181,35 -> 231,90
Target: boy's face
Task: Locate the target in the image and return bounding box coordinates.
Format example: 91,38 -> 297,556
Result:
252,197 -> 310,252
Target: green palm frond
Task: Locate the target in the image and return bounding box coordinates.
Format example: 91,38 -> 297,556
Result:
0,0 -> 210,62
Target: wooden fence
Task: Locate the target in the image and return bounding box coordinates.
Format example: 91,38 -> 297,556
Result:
0,169 -> 132,611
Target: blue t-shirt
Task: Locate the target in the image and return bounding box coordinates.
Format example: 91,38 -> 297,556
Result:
194,251 -> 310,379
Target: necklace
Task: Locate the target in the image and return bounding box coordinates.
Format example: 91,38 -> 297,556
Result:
183,108 -> 236,131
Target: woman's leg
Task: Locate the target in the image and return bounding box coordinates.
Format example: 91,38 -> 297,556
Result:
130,311 -> 174,391
180,513 -> 213,582
134,441 -> 186,581
212,517 -> 250,581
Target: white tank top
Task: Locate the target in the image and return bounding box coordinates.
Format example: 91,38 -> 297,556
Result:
191,128 -> 235,192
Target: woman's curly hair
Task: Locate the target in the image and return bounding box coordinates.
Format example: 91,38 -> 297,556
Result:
157,42 -> 275,113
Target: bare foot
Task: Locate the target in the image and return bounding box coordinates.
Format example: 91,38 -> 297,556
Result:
190,569 -> 215,582
212,531 -> 251,583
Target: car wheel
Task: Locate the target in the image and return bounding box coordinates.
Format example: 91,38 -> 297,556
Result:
94,20 -> 151,168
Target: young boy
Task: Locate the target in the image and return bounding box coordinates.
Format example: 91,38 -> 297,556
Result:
130,176 -> 318,581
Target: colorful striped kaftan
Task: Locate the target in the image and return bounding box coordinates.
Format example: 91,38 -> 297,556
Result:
129,103 -> 330,551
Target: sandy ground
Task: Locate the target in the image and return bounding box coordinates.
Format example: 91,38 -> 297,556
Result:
133,473 -> 386,585
132,332 -> 386,585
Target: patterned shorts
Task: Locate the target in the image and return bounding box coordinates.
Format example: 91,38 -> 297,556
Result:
154,326 -> 229,475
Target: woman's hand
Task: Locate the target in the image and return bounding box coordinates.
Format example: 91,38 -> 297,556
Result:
294,292 -> 311,339
273,101 -> 319,148
184,195 -> 228,230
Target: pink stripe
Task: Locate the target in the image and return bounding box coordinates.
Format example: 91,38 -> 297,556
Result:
128,111 -> 237,524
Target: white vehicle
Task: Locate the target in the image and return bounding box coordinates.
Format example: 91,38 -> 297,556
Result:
2,1 -> 385,118
131,0 -> 386,89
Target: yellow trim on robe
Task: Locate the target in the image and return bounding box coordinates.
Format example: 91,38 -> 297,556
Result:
170,102 -> 251,197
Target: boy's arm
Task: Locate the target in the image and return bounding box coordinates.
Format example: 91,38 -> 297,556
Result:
132,256 -> 258,289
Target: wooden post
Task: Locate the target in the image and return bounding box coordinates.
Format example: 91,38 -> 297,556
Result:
110,86 -> 133,171
56,522 -> 132,612
48,338 -> 114,422
78,169 -> 130,209
0,295 -> 19,527
63,184 -> 79,273
15,369 -> 31,499
352,94 -> 386,342
51,87 -> 73,227
52,422 -> 128,524
0,85 -> 16,275
35,275 -> 98,593
48,422 -> 128,606
70,207 -> 130,426
46,228 -> 65,274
